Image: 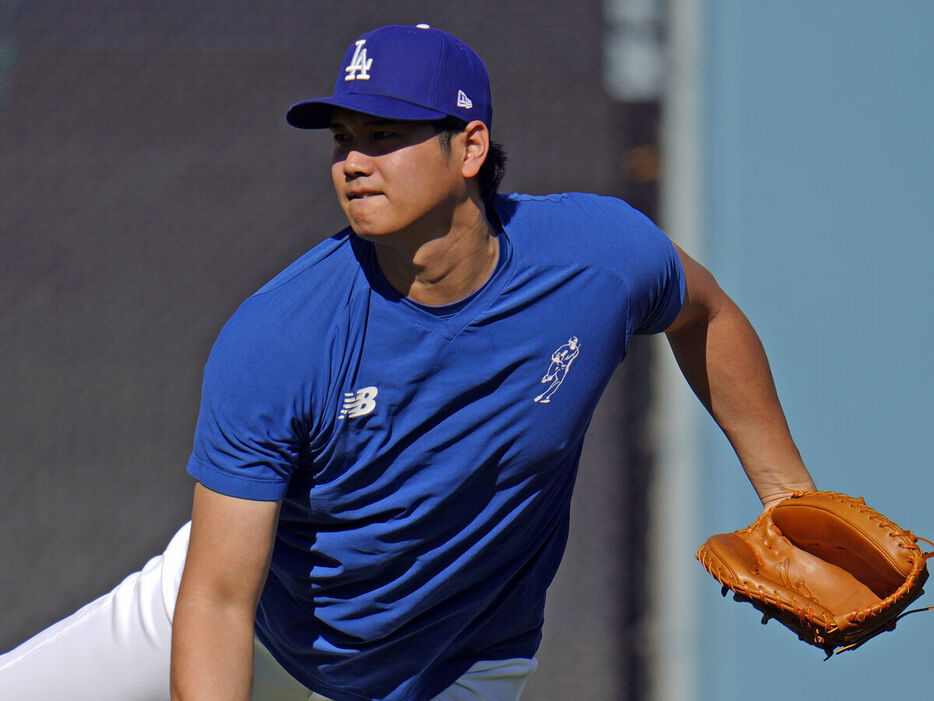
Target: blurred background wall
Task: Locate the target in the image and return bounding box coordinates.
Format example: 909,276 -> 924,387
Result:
0,2 -> 663,699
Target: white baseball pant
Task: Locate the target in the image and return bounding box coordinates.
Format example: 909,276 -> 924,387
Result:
0,522 -> 536,700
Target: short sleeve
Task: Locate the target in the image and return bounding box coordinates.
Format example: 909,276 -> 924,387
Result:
186,302 -> 309,501
628,224 -> 685,335
582,194 -> 685,336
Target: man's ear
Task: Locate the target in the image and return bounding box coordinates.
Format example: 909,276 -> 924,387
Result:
460,120 -> 489,179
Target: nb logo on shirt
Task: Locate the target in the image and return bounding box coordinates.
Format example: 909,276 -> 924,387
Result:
339,386 -> 379,419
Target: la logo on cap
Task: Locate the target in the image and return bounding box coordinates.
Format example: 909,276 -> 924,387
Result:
345,40 -> 372,81
285,24 -> 492,130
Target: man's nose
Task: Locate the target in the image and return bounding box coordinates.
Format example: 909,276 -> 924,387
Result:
342,149 -> 374,178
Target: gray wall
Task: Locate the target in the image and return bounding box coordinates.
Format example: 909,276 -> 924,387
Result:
1,2 -> 660,698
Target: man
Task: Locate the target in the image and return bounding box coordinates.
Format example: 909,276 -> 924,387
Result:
0,24 -> 815,701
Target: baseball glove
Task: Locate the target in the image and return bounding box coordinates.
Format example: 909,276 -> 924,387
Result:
697,491 -> 933,657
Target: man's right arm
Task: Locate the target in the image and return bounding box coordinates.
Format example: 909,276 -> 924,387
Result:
170,482 -> 280,701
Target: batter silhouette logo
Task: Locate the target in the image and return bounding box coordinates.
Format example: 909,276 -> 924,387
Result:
339,386 -> 379,419
344,40 -> 373,81
534,336 -> 581,404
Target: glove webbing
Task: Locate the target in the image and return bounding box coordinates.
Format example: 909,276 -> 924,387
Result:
832,536 -> 934,657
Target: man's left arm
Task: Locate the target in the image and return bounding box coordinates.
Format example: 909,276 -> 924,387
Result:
664,244 -> 816,510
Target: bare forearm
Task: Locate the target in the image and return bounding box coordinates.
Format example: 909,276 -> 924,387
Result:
170,592 -> 256,701
667,297 -> 816,507
170,484 -> 280,701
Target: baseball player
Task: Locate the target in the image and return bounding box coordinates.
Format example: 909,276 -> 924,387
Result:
534,336 -> 581,404
0,24 -> 815,701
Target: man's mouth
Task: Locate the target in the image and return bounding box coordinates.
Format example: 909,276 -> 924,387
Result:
347,191 -> 380,201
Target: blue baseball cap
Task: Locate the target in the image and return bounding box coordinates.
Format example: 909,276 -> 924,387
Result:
286,24 -> 492,130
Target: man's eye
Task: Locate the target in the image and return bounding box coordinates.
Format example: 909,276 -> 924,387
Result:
332,133 -> 350,143
373,131 -> 399,140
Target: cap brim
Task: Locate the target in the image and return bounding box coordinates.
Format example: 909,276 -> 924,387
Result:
287,94 -> 448,129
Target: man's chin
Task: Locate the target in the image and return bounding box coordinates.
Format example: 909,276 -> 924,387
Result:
347,222 -> 393,239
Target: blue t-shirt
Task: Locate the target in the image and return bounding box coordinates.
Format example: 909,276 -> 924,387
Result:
187,192 -> 684,700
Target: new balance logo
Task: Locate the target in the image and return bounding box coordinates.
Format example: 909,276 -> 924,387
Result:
344,40 -> 373,81
339,386 -> 378,419
456,90 -> 473,109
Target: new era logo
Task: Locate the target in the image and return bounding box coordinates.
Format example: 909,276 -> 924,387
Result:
339,386 -> 378,419
456,90 -> 473,110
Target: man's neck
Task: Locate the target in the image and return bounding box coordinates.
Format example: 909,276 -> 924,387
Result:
369,206 -> 499,307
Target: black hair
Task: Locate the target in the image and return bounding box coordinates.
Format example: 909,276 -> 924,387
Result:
432,116 -> 507,214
